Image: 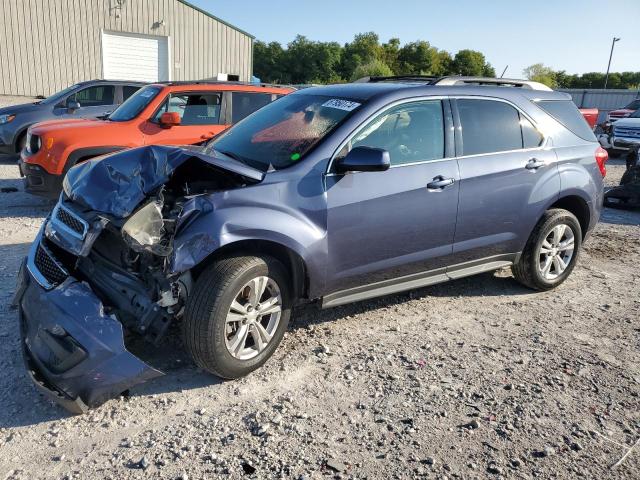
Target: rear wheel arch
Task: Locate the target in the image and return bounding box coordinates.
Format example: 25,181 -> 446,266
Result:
193,239 -> 309,302
14,127 -> 30,153
547,195 -> 590,240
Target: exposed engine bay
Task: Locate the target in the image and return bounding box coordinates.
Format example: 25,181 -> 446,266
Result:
42,145 -> 263,344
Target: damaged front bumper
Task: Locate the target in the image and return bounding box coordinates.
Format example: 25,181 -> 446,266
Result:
15,230 -> 163,414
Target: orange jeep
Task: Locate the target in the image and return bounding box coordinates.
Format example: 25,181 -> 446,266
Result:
19,82 -> 294,197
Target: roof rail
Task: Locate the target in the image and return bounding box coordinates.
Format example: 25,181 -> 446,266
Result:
354,75 -> 439,84
433,76 -> 553,91
353,75 -> 553,91
160,79 -> 295,90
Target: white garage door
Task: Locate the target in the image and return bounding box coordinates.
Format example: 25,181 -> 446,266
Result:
102,31 -> 169,82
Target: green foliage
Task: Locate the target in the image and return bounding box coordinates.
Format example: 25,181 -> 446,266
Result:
452,49 -> 494,77
523,63 -> 558,88
252,34 -> 493,85
351,60 -> 393,81
525,64 -> 640,89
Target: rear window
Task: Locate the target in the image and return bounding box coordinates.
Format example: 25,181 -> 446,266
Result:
536,100 -> 596,141
231,92 -> 273,123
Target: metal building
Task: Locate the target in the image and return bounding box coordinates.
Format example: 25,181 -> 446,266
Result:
0,0 -> 254,97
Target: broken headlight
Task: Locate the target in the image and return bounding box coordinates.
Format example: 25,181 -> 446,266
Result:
121,201 -> 173,256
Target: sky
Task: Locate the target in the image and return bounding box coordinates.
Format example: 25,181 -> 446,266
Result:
189,0 -> 639,78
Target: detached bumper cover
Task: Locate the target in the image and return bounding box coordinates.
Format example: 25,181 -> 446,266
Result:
16,242 -> 163,413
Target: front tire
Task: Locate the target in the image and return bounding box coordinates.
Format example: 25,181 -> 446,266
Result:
183,255 -> 292,379
512,209 -> 582,291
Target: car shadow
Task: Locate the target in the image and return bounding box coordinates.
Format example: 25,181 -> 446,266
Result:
600,206 -> 640,226
0,180 -> 53,219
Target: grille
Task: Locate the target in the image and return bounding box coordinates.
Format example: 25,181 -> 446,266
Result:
55,206 -> 86,236
615,127 -> 640,138
34,242 -> 68,287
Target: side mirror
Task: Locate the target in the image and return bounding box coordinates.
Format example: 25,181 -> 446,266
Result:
66,98 -> 81,112
159,112 -> 181,128
335,146 -> 391,174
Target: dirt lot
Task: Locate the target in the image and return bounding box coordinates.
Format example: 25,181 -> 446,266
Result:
0,108 -> 638,478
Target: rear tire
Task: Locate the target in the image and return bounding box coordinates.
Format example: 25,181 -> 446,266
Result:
15,131 -> 27,154
183,255 -> 292,379
512,209 -> 582,291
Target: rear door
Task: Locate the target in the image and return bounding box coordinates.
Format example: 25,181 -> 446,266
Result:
141,91 -> 226,145
325,98 -> 460,293
451,97 -> 559,265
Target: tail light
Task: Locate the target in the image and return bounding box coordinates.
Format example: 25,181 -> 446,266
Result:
595,146 -> 608,177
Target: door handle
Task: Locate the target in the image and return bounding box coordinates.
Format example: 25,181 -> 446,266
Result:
427,176 -> 455,190
526,158 -> 546,170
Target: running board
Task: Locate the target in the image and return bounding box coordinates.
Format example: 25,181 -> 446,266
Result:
320,255 -> 516,308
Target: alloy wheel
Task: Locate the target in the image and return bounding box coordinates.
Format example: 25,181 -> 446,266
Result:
537,223 -> 575,281
224,276 -> 282,360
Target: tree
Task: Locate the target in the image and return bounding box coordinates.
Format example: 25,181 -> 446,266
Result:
351,60 -> 393,81
381,37 -> 401,74
452,50 -> 494,77
432,50 -> 454,76
396,40 -> 438,75
253,41 -> 287,83
284,35 -> 342,84
340,32 -> 382,80
523,63 -> 558,88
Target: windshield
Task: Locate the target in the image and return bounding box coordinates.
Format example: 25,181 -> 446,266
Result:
40,84 -> 81,105
624,100 -> 640,110
630,109 -> 640,119
204,94 -> 362,171
108,86 -> 162,122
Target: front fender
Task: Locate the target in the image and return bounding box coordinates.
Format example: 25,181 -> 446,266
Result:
168,203 -> 327,296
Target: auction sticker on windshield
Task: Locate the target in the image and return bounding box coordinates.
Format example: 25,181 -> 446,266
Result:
322,99 -> 361,111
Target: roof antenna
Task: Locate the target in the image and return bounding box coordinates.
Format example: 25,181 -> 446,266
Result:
500,65 -> 508,78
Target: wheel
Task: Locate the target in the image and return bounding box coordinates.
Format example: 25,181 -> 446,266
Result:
183,255 -> 292,379
16,131 -> 27,154
512,209 -> 582,291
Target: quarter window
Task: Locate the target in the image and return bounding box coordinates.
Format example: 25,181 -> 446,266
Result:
344,100 -> 445,166
231,92 -> 273,123
457,99 -> 542,156
153,93 -> 222,126
72,85 -> 115,107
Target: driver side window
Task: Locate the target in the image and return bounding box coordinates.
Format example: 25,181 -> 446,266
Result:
339,100 -> 445,166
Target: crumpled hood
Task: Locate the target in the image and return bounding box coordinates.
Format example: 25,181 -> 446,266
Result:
64,144 -> 265,218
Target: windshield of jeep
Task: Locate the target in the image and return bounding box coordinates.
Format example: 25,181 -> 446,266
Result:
108,86 -> 162,122
205,94 -> 362,171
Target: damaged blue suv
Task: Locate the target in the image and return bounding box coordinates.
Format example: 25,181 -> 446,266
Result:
15,76 -> 606,413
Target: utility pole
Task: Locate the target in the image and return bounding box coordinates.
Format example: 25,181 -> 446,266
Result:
604,37 -> 621,89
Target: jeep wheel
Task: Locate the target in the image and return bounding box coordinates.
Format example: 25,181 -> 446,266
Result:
183,255 -> 291,379
512,209 -> 582,291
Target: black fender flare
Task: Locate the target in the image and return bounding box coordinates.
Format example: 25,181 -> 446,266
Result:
64,146 -> 125,173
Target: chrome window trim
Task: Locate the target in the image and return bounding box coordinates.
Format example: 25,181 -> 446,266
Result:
325,94 -> 548,175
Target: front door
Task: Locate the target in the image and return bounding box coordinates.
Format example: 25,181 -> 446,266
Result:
141,91 -> 227,146
53,84 -> 118,118
452,98 -> 559,264
325,99 -> 460,293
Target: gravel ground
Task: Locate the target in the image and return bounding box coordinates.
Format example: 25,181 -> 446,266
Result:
0,99 -> 638,479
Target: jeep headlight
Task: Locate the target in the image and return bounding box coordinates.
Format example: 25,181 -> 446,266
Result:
0,114 -> 15,124
121,201 -> 172,256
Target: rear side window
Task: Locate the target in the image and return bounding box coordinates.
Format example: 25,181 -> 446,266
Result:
231,92 -> 273,123
457,99 -> 543,155
153,93 -> 222,125
123,85 -> 142,101
536,100 -> 596,141
73,85 -> 115,106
